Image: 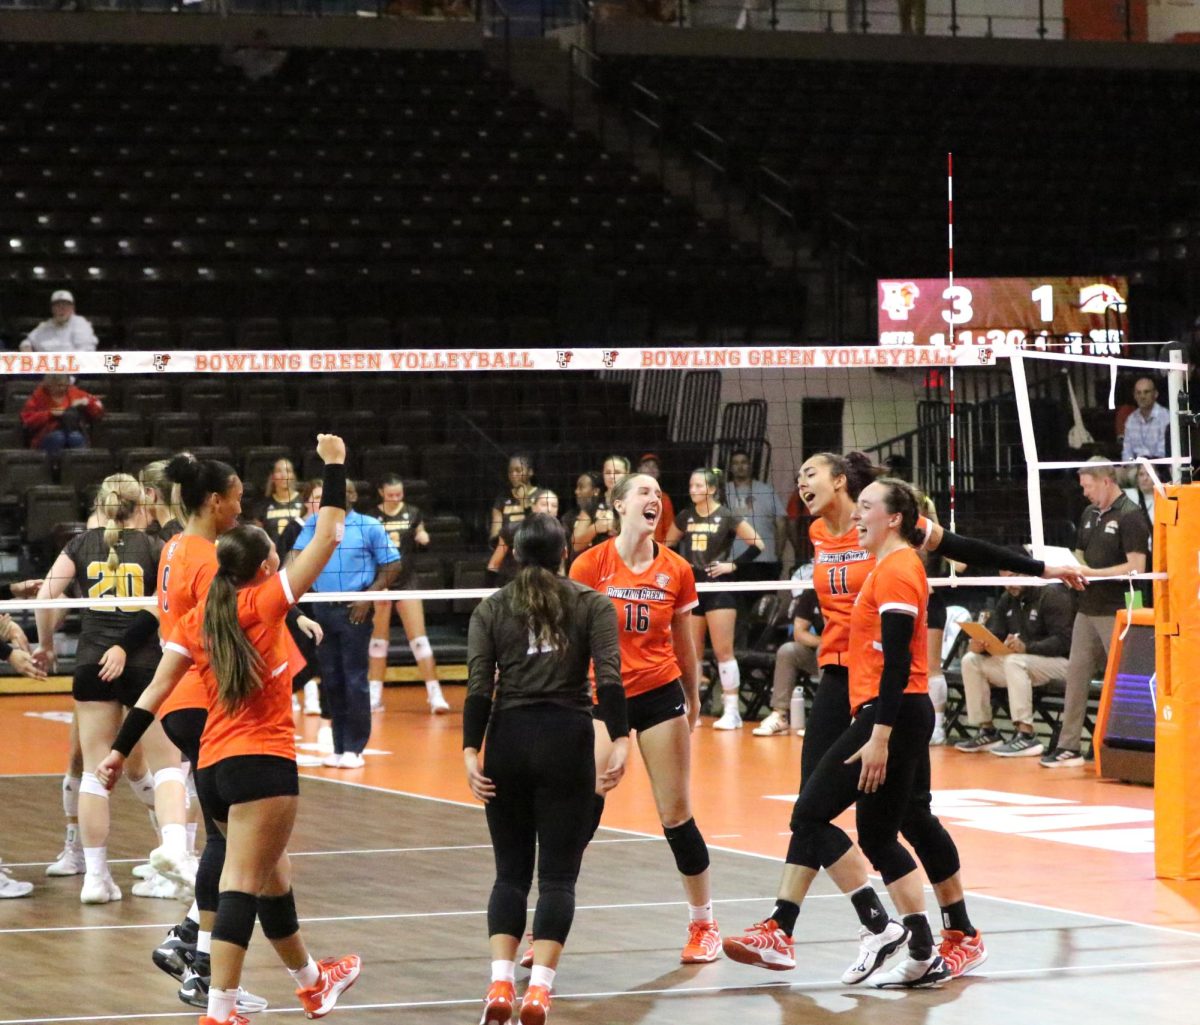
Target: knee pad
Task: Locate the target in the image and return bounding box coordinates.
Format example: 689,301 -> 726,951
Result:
153,767 -> 186,790
63,775 -> 81,818
663,818 -> 710,877
195,834 -> 226,914
531,878 -> 576,946
212,890 -> 258,950
858,836 -> 917,886
717,659 -> 740,693
927,674 -> 947,710
900,813 -> 960,885
410,635 -> 433,661
487,879 -> 529,941
257,890 -> 300,941
126,771 -> 157,808
80,773 -> 110,800
368,638 -> 389,659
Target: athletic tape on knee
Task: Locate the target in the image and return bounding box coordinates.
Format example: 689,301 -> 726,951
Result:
126,771 -> 157,809
80,773 -> 110,800
153,767 -> 186,790
368,638 -> 389,659
212,890 -> 258,950
663,818 -> 710,877
410,635 -> 433,660
63,775 -> 81,817
257,890 -> 300,940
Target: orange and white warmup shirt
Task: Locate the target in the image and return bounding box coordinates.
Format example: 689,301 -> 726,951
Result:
847,546 -> 929,716
810,513 -> 932,667
164,571 -> 298,769
157,534 -> 218,718
570,538 -> 698,698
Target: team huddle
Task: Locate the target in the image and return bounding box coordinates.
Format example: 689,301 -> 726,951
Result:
36,431 -> 1087,1025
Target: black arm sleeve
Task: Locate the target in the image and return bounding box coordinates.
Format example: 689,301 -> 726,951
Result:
462,692 -> 492,751
320,463 -> 347,511
875,611 -> 915,728
112,707 -> 156,758
935,530 -> 1045,577
0,583 -> 11,601
119,609 -> 160,652
732,543 -> 762,566
0,640 -> 13,661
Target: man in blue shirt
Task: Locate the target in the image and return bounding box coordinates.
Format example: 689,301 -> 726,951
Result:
290,480 -> 402,768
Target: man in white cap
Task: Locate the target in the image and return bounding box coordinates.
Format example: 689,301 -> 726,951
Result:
19,291 -> 98,353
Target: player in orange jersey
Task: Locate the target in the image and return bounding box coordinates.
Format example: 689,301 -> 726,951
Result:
99,435 -> 360,1025
724,452 -> 1086,982
570,471 -> 723,965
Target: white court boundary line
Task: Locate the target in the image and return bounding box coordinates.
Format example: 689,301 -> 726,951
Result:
4,957 -> 1200,1025
306,774 -> 1200,941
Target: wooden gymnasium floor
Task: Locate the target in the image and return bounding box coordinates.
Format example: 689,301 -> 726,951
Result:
2,686 -> 1199,1025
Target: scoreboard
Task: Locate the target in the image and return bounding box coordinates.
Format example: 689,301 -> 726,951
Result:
877,276 -> 1128,354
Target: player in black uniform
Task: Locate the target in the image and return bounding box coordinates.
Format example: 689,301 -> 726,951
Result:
665,468 -> 763,731
138,459 -> 186,542
263,458 -> 304,554
489,453 -> 535,545
562,471 -> 603,566
466,513 -> 629,1025
33,474 -> 189,905
368,475 -> 449,714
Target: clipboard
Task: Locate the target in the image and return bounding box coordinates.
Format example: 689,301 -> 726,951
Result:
959,621 -> 1012,658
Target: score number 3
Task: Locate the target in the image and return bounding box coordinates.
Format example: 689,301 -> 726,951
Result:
940,285 -> 974,326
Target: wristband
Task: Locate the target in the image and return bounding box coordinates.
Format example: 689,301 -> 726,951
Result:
112,707 -> 156,758
320,463 -> 347,511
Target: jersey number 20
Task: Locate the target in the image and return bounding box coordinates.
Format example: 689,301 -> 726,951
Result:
87,561 -> 146,612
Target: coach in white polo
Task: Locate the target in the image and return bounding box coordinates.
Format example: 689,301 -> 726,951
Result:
19,290 -> 98,353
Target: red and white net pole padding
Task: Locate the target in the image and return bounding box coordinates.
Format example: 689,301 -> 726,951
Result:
946,151 -> 958,537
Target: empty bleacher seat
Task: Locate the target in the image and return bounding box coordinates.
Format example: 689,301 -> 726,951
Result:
25,485 -> 81,546
58,449 -> 116,493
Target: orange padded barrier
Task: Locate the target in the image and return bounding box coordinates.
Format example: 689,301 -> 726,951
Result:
1153,484 -> 1200,879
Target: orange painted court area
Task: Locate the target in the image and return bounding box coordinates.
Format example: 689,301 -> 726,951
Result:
3,685 -> 1196,934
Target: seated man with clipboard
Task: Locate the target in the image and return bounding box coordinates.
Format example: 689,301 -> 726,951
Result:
954,563 -> 1076,758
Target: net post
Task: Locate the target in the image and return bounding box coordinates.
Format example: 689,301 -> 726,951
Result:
1154,482 -> 1200,879
1167,348 -> 1185,485
1006,350 -> 1046,550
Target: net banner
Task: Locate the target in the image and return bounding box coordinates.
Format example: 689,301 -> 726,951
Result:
0,344 -> 1005,377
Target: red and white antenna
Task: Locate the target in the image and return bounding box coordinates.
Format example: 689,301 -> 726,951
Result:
947,152 -> 957,536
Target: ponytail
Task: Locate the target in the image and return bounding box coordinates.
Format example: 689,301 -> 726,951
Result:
202,526 -> 272,715
509,513 -> 570,653
94,473 -> 143,571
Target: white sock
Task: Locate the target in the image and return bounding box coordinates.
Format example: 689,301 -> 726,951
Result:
63,775 -> 81,818
127,771 -> 157,808
198,930 -> 213,955
83,846 -> 108,877
717,658 -> 740,694
529,965 -> 556,991
206,986 -> 237,1024
65,822 -> 79,847
147,809 -> 160,840
928,673 -> 947,713
304,680 -> 319,705
288,956 -> 320,990
722,693 -> 739,714
426,679 -> 443,694
490,959 -> 515,984
160,823 -> 187,854
186,822 -> 198,855
186,899 -> 200,923
688,901 -> 714,923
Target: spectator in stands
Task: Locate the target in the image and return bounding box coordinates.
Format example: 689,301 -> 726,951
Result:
20,374 -> 103,457
636,453 -> 675,543
1121,376 -> 1170,470
593,454 -> 631,545
18,291 -> 98,353
1123,464 -> 1158,530
753,574 -> 822,737
489,452 -> 534,546
1040,458 -> 1149,768
725,449 -> 787,582
953,565 -> 1075,759
289,479 -> 402,769
220,30 -> 287,82
264,457 -> 304,553
563,470 -> 603,564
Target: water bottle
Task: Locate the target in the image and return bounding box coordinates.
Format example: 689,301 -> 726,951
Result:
790,686 -> 806,736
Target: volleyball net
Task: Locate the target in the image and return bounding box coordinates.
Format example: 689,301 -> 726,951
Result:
0,340 -> 1191,671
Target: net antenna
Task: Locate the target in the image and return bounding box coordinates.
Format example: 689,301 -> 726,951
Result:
946,151 -> 957,538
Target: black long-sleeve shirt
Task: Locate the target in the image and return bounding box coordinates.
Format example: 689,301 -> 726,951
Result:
989,585 -> 1076,658
464,577 -> 625,749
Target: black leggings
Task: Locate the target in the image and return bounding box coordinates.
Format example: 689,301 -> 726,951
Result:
162,707 -> 224,916
795,666 -> 961,886
788,694 -> 934,884
483,704 -> 596,946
